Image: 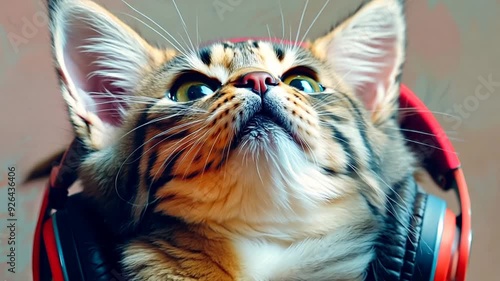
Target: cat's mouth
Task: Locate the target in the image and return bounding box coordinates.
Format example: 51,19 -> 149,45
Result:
236,110 -> 303,148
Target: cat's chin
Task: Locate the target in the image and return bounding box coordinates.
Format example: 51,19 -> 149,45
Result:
238,114 -> 296,150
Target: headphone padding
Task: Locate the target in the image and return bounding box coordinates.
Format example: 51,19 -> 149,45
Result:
52,193 -> 120,281
412,194 -> 448,281
400,192 -> 427,281
365,178 -> 426,281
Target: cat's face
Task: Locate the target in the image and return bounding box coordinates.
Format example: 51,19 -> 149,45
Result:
49,0 -> 411,229
137,40 -> 335,171
129,41 -> 357,181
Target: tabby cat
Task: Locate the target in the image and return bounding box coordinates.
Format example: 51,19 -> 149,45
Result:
47,0 -> 416,280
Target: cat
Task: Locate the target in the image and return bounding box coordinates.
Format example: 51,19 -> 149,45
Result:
45,0 -> 416,280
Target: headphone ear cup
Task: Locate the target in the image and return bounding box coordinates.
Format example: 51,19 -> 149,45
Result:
412,194 -> 449,281
51,194 -> 121,281
365,179 -> 425,281
365,180 -> 456,281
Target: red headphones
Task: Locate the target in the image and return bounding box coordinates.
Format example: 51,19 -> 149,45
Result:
397,84 -> 472,281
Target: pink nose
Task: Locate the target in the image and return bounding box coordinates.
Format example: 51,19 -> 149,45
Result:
234,71 -> 278,95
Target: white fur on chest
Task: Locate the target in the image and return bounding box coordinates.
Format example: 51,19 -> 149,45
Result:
226,138 -> 373,280
233,228 -> 374,281
234,238 -> 291,281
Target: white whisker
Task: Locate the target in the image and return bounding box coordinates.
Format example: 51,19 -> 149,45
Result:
122,13 -> 188,55
278,0 -> 285,42
172,0 -> 195,52
299,0 -> 330,44
196,13 -> 200,46
120,0 -> 189,55
295,0 -> 309,45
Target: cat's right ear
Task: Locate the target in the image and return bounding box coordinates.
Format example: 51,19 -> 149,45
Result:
49,0 -> 173,150
310,0 -> 406,125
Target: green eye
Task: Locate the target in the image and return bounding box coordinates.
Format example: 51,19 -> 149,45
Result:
283,74 -> 324,93
170,82 -> 215,102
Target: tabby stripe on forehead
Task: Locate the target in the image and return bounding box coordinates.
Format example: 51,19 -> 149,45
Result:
273,45 -> 285,61
199,48 -> 212,65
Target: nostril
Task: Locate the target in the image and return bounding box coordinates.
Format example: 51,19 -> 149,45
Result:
244,78 -> 255,88
265,76 -> 277,85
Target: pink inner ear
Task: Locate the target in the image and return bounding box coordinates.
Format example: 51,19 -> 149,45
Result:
63,21 -> 128,126
357,36 -> 397,111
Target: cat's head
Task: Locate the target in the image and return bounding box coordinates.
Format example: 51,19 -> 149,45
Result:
49,0 -> 413,227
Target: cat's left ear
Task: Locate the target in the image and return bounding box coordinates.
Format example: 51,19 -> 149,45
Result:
310,0 -> 406,124
49,0 -> 173,150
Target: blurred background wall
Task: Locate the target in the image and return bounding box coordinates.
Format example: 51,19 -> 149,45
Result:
1,0 -> 499,280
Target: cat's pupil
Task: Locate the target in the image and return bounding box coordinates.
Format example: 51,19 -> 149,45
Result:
188,85 -> 212,100
289,78 -> 315,93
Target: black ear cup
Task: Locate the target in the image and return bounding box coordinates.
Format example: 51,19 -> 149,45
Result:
365,176 -> 451,281
365,178 -> 427,281
51,194 -> 121,281
413,194 -> 448,281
